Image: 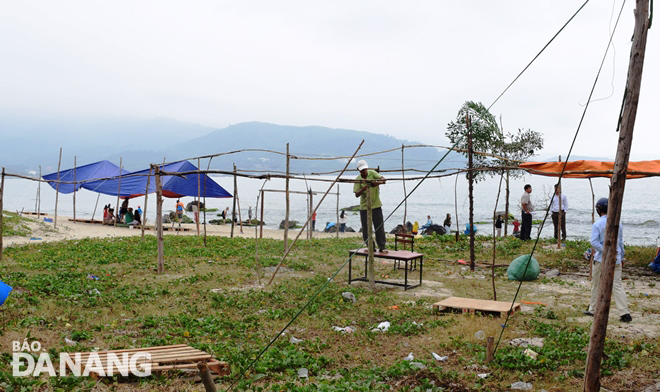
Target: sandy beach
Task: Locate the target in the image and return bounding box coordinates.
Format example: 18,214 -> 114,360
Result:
2,214 -> 362,248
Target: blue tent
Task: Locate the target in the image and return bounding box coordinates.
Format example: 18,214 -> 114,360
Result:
43,160 -> 129,194
82,161 -> 232,199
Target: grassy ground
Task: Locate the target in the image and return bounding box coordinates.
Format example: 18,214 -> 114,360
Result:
0,232 -> 658,391
1,212 -> 32,237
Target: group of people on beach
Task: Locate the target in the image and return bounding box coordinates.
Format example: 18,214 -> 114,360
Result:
102,199 -> 142,226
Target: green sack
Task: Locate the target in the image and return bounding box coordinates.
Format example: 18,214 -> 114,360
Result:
507,254 -> 540,281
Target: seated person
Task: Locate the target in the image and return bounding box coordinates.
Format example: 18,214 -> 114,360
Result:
104,208 -> 115,225
464,222 -> 478,235
420,215 -> 433,231
133,208 -> 142,225
125,208 -> 136,225
412,221 -> 419,235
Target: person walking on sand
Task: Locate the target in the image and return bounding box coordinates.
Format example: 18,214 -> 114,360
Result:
174,199 -> 184,228
354,160 -> 388,253
584,197 -> 632,323
248,206 -> 252,222
339,210 -> 347,233
520,184 -> 534,240
443,213 -> 452,233
550,184 -> 569,241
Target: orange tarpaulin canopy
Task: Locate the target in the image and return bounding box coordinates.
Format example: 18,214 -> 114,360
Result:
519,160 -> 660,179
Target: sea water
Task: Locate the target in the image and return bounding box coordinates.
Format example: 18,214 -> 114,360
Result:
3,174 -> 660,246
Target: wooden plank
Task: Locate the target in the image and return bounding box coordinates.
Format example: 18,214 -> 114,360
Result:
73,344 -> 188,356
432,296 -> 521,317
350,248 -> 423,260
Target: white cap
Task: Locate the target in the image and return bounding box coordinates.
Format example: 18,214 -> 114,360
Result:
356,160 -> 368,171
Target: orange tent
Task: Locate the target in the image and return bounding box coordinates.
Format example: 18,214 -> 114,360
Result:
519,160 -> 660,179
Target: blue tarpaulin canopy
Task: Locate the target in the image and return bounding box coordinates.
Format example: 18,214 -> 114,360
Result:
43,160 -> 129,194
81,161 -> 232,199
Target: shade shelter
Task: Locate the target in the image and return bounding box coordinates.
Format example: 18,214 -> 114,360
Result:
519,160 -> 660,179
43,160 -> 129,193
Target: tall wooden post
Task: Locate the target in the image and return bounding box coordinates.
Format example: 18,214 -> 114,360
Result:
0,168 -> 5,261
196,158 -> 201,236
231,164 -> 237,238
467,116 -> 476,271
155,165 -> 164,274
402,144 -> 407,229
73,156 -> 77,223
584,1 -> 649,389
114,157 -> 122,227
336,185 -> 340,239
260,189 -> 264,239
54,147 -> 62,228
141,166 -> 153,240
284,143 -> 290,252
36,166 -> 42,216
557,181 -> 563,249
309,188 -> 314,239
366,186 -> 375,289
504,170 -> 510,237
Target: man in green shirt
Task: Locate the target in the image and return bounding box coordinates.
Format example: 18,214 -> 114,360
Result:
353,160 -> 388,253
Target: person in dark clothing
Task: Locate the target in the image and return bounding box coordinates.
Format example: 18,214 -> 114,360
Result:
520,184 -> 534,240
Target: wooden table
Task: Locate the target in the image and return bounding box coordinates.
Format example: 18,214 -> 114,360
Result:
348,248 -> 423,290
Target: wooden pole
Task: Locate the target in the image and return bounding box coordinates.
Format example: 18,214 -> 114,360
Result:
309,188 -> 313,239
91,194 -> 100,221
155,165 -> 165,274
204,158 -> 212,247
584,1 -> 649,389
402,144 -> 407,230
467,116 -> 476,271
589,178 -> 595,280
366,186 -> 375,289
54,147 -> 62,228
73,156 -> 77,223
114,157 -> 122,228
336,185 -> 339,239
0,168 -> 4,262
36,166 -> 42,216
491,171 -> 504,301
454,172 -> 459,242
486,337 -> 495,363
141,166 -> 153,240
196,158 -> 201,236
260,189 -> 264,239
557,180 -> 563,249
284,143 -> 290,252
505,170 -> 510,237
197,362 -> 217,392
231,164 -> 237,238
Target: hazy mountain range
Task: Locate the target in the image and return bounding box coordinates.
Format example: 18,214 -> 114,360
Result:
0,116 -> 462,176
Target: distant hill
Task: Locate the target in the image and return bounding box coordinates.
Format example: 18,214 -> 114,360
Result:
0,117 -> 462,175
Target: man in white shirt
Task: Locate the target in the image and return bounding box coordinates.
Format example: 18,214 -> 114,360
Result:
550,184 -> 569,241
520,184 -> 533,240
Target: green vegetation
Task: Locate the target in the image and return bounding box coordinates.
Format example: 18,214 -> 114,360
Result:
0,233 -> 657,390
1,212 -> 31,237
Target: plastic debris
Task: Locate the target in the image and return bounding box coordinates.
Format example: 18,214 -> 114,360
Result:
87,274 -> 100,280
509,338 -> 545,348
65,323 -> 72,328
511,381 -> 533,390
342,292 -> 356,303
65,338 -> 76,346
475,330 -> 486,340
403,352 -> 414,361
298,368 -> 308,378
332,326 -> 355,333
409,362 -> 426,370
477,373 -> 489,379
30,237 -> 42,241
432,352 -> 449,362
88,288 -> 101,295
388,305 -> 399,310
545,269 -> 560,277
289,336 -> 303,344
372,321 -> 390,332
523,348 -> 538,359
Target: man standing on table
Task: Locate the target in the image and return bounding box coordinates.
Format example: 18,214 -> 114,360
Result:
354,160 -> 388,254
584,197 -> 632,322
520,184 -> 534,240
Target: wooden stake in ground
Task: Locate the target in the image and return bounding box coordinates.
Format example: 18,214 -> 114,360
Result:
366,186 -> 375,289
54,147 -> 62,228
260,189 -> 264,239
584,1 -> 649,390
402,144 -> 407,230
155,165 -> 165,274
467,116 -> 476,271
114,157 -> 122,228
73,156 -> 77,223
0,167 -> 5,262
197,362 -> 217,392
141,166 -> 153,240
284,143 -> 290,252
231,164 -> 238,238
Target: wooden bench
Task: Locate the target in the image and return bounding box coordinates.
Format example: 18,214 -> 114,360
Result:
348,248 -> 423,290
69,344 -> 229,377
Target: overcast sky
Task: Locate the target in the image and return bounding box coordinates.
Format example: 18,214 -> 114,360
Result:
0,1 -> 657,160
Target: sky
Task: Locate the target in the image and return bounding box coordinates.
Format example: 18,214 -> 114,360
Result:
0,0 -> 657,160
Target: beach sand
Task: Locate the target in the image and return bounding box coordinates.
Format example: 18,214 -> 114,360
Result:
3,215 -> 361,248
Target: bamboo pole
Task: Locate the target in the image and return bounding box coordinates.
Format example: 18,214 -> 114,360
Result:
467,116 -> 476,271
584,1 -> 649,389
54,147 -> 62,228
366,185 -> 375,289
267,140 -> 364,285
491,171 -> 505,301
589,178 -> 595,280
557,181 -> 563,249
402,144 -> 407,230
260,190 -> 264,238
336,185 -> 339,239
36,166 -> 42,216
204,158 -> 213,247
505,170 -> 510,237
73,156 -> 77,223
114,157 -> 122,228
0,167 -> 4,261
284,143 -> 290,252
454,172 -> 459,242
91,194 -> 100,221
196,158 -> 201,236
155,165 -> 164,274
231,164 -> 237,238
309,188 -> 313,239
141,166 -> 153,240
